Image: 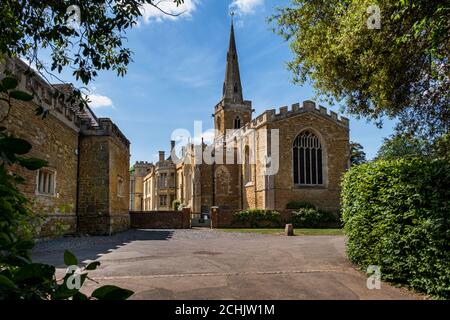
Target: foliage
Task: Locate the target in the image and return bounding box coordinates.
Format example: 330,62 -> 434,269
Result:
172,199 -> 181,211
376,133 -> 429,160
0,249 -> 133,300
234,209 -> 281,228
0,79 -> 133,300
0,0 -> 185,107
291,208 -> 338,228
341,158 -> 450,299
431,133 -> 450,161
350,141 -> 367,165
270,0 -> 450,140
286,200 -> 316,210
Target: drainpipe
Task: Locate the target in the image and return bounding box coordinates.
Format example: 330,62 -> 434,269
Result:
75,134 -> 81,234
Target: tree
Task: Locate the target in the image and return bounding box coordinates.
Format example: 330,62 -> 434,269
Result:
1,0 -> 185,107
350,141 -> 366,165
271,0 -> 450,140
376,134 -> 428,160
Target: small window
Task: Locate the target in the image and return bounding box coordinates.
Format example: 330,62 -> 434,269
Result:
37,169 -> 56,195
159,195 -> 167,206
234,83 -> 238,93
234,117 -> 241,129
117,176 -> 125,197
217,116 -> 221,131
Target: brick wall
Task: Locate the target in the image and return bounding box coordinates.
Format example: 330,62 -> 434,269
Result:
130,209 -> 191,229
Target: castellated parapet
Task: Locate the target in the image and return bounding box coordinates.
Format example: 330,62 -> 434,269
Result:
221,100 -> 349,142
2,57 -> 129,150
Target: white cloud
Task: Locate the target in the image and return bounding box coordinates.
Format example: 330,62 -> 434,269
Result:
230,0 -> 264,15
87,94 -> 114,109
141,0 -> 199,23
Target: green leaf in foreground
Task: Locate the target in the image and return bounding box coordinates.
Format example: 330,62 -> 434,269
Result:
17,157 -> 48,170
92,285 -> 133,300
85,261 -> 101,271
64,250 -> 78,266
2,77 -> 18,90
9,90 -> 33,102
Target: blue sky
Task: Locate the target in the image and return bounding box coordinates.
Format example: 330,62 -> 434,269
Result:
57,0 -> 396,163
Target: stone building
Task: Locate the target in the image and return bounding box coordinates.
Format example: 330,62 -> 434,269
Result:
0,57 -> 130,236
143,146 -> 177,211
131,22 -> 350,215
129,161 -> 153,211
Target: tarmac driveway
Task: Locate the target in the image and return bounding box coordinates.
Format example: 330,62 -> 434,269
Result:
32,229 -> 421,300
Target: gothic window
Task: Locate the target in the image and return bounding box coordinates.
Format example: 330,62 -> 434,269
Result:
234,83 -> 238,93
37,169 -> 56,195
293,131 -> 324,186
234,116 -> 241,129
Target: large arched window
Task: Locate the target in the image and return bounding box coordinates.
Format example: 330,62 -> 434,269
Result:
293,131 -> 323,185
234,116 -> 241,129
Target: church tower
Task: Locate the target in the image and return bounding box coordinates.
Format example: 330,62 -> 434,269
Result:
214,20 -> 252,136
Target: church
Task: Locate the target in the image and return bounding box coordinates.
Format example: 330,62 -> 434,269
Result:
130,22 -> 350,215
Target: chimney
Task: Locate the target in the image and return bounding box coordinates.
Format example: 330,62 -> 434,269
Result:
170,140 -> 175,151
159,151 -> 165,162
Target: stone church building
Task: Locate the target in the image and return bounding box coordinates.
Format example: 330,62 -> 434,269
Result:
131,23 -> 350,215
1,57 -> 131,237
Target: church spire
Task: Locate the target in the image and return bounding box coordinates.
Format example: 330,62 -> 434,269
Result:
222,18 -> 243,103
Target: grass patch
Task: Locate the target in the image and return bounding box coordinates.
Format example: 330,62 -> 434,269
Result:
217,228 -> 344,236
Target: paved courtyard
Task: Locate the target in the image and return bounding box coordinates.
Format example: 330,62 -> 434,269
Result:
32,229 -> 421,300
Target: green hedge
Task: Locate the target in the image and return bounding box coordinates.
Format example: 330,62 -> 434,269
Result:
286,201 -> 316,210
291,208 -> 338,228
234,209 -> 281,228
341,158 -> 450,299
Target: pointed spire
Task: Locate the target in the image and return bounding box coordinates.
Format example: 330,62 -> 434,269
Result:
222,18 -> 243,103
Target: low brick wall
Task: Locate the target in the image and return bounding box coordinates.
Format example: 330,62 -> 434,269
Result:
211,208 -> 340,229
130,209 -> 191,229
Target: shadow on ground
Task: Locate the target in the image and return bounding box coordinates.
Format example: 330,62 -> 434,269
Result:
32,229 -> 173,268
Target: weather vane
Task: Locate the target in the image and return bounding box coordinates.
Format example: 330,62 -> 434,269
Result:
230,9 -> 235,21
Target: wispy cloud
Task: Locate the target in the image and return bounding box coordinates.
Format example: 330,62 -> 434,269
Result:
140,0 -> 200,23
87,94 -> 114,109
230,0 -> 264,15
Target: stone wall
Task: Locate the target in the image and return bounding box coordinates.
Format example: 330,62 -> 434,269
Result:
1,58 -> 131,237
130,209 -> 191,229
1,81 -> 79,237
270,109 -> 349,213
78,119 -> 130,235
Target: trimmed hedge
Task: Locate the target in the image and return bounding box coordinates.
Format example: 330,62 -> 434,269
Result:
291,208 -> 338,228
341,158 -> 450,299
234,209 -> 281,228
286,201 -> 315,210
